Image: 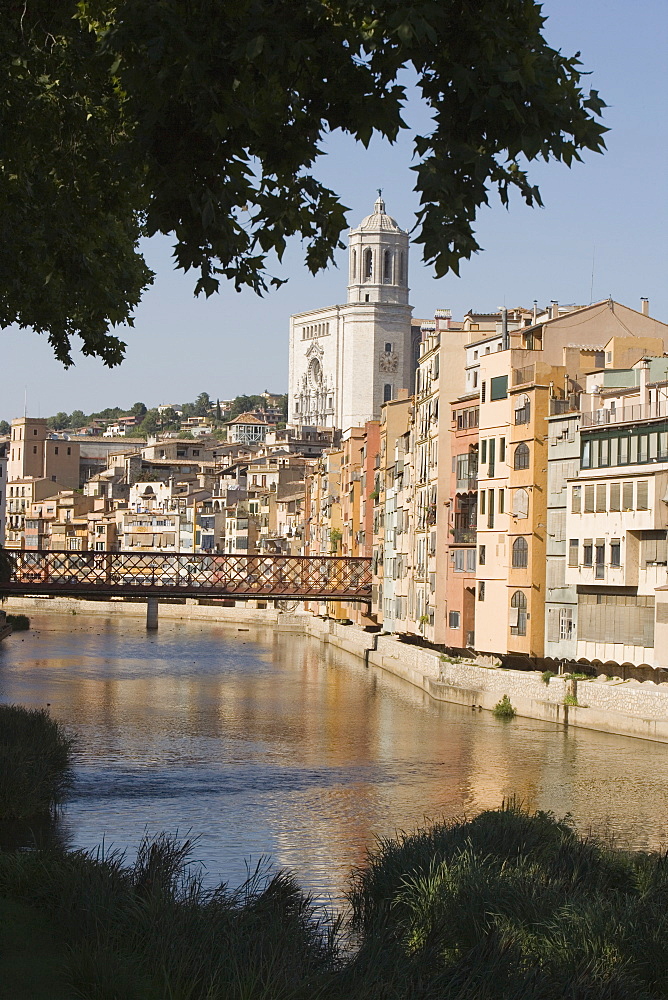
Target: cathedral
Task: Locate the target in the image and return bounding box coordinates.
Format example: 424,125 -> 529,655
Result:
288,195 -> 416,433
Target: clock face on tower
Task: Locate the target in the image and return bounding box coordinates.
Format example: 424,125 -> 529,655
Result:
379,350 -> 399,373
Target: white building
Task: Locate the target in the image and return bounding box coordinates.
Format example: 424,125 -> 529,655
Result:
288,195 -> 414,433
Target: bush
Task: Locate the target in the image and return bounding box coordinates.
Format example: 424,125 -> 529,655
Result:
541,670 -> 556,685
0,705 -> 74,819
564,693 -> 580,707
6,614 -> 30,631
492,694 -> 516,719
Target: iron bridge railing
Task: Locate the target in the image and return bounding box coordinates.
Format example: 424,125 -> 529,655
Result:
1,550 -> 372,603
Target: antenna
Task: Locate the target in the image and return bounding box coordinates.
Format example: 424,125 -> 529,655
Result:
589,245 -> 596,304
23,386 -> 27,418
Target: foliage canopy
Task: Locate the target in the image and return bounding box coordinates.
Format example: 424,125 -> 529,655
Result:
1,1 -> 606,365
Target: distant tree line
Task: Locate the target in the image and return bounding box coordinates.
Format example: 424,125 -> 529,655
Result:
0,392 -> 288,439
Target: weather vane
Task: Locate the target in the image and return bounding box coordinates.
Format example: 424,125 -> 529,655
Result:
377,187 -> 383,198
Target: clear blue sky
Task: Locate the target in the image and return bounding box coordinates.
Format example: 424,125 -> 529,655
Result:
3,0 -> 667,422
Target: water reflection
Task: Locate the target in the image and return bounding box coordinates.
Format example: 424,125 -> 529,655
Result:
1,612 -> 667,903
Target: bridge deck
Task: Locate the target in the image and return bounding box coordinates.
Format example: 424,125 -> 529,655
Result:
1,550 -> 372,604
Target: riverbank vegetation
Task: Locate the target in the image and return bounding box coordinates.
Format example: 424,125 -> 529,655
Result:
0,705 -> 74,820
4,803 -> 668,998
6,614 -> 30,631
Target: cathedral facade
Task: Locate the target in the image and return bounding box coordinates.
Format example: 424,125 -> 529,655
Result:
288,196 -> 415,433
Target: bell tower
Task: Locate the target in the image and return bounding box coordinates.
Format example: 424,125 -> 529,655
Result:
347,193 -> 409,306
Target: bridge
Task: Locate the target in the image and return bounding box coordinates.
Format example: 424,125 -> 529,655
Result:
1,550 -> 372,623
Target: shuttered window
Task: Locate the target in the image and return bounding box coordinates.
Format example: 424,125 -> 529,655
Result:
552,510 -> 566,542
609,482 -> 620,511
572,486 -> 581,514
583,540 -> 593,566
547,559 -> 566,589
622,482 -> 634,511
595,484 -> 606,512
610,539 -> 621,567
637,480 -> 649,510
547,608 -> 560,642
584,485 -> 595,513
568,539 -> 579,567
640,531 -> 668,564
578,594 -> 654,648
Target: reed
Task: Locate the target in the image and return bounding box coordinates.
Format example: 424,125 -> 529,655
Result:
0,704 -> 74,819
4,805 -> 668,998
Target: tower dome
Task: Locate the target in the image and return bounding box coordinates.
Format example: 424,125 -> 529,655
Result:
348,193 -> 409,305
356,195 -> 404,234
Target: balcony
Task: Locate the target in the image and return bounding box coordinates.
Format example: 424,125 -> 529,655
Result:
452,528 -> 476,544
581,400 -> 668,428
512,364 -> 535,387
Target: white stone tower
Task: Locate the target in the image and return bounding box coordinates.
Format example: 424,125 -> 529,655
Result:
288,195 -> 414,432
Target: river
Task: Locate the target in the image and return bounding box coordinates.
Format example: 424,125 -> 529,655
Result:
1,610 -> 667,904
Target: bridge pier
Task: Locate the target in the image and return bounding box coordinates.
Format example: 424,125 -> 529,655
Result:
146,598 -> 159,631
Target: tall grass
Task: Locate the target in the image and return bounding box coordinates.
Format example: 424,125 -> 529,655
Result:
0,704 -> 74,819
4,805 -> 668,998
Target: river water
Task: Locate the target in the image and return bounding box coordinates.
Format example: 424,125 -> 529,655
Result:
1,610 -> 667,904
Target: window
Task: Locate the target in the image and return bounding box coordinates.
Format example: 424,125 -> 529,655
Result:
480,491 -> 486,515
33,446 -> 37,454
512,536 -> 529,568
488,438 -> 496,478
595,483 -> 606,512
481,382 -> 486,403
515,395 -> 530,424
581,440 -> 591,468
490,375 -> 508,401
637,480 -> 648,510
454,550 -> 465,572
512,488 -> 529,519
54,446 -> 59,455
609,482 -> 620,511
572,486 -> 581,514
478,581 -> 485,601
584,485 -> 595,513
383,249 -> 392,283
479,544 -> 486,565
610,539 -> 621,567
514,443 -> 530,470
487,489 -> 495,529
449,610 -> 460,629
559,608 -> 574,641
595,541 -> 605,579
363,247 -> 373,280
480,439 -> 487,464
583,540 -> 593,566
67,447 -> 71,455
568,539 -> 579,567
622,481 -> 634,511
510,591 -> 527,635
383,384 -> 393,402
385,342 -> 392,353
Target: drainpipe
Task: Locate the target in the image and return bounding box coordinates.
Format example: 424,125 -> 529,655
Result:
364,632 -> 380,668
501,308 -> 509,351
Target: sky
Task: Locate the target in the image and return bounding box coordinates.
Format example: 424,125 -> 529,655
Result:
2,0 -> 667,422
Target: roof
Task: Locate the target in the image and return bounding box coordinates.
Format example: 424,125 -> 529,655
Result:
226,412 -> 268,425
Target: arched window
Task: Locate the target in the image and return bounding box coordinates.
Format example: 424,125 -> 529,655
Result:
399,251 -> 405,283
364,248 -> 373,281
512,536 -> 529,568
351,249 -> 357,283
510,590 -> 527,635
514,442 -> 530,470
383,384 -> 393,402
512,488 -> 529,519
383,249 -> 392,283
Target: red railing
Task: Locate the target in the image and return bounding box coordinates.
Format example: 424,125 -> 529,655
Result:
1,550 -> 372,603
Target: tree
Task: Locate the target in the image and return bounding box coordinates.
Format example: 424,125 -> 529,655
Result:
69,409 -> 88,427
2,2 -> 606,366
130,401 -> 147,419
215,400 -> 222,422
0,421 -> 10,436
48,412 -> 70,431
194,392 -> 212,417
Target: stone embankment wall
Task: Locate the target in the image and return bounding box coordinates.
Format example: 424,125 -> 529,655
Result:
6,597 -> 668,743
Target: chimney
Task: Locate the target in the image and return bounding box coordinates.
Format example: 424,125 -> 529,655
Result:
640,358 -> 651,408
533,300 -> 538,324
641,297 -> 649,316
500,307 -> 509,350
550,300 -> 559,320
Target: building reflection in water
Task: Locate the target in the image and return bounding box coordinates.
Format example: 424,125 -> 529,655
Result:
1,612 -> 668,904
